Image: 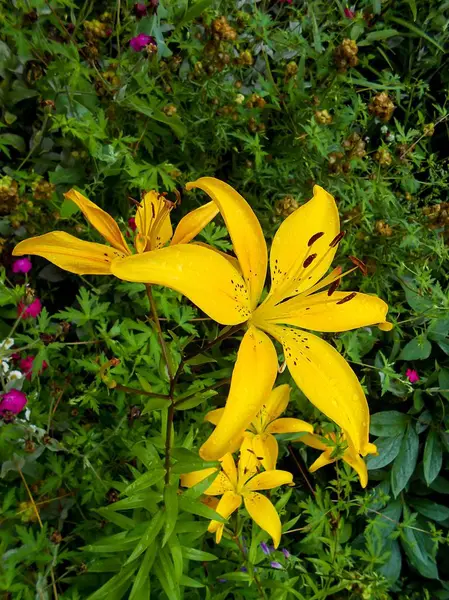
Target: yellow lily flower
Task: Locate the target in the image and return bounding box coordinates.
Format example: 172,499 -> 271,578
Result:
205,384 -> 313,470
12,189 -> 218,275
111,177 -> 390,462
297,430 -> 373,488
180,437 -> 293,547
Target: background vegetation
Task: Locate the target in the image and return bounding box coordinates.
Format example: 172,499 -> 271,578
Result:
1,0 -> 449,598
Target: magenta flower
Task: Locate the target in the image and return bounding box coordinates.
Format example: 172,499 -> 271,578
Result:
134,3 -> 147,17
344,6 -> 355,18
128,216 -> 137,231
12,257 -> 32,274
20,356 -> 48,380
129,33 -> 156,52
18,298 -> 42,319
406,369 -> 420,384
0,389 -> 27,414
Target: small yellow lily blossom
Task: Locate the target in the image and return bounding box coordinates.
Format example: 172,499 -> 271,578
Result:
12,189 -> 218,275
180,438 -> 293,547
205,384 -> 313,470
111,177 -> 390,465
297,430 -> 374,488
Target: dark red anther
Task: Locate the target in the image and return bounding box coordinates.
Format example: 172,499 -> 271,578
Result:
329,231 -> 345,248
349,255 -> 368,276
336,292 -> 357,305
303,253 -> 317,268
327,279 -> 341,296
307,232 -> 324,247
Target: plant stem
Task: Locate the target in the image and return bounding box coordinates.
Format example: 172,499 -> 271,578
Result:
114,384 -> 170,399
233,533 -> 266,599
146,285 -> 174,381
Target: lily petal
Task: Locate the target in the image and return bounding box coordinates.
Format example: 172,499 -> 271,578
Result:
238,434 -> 260,485
111,244 -> 251,325
252,433 -> 279,471
297,433 -> 328,451
180,467 -> 218,489
243,492 -> 282,548
309,452 -> 335,472
245,470 -> 293,491
171,201 -> 219,245
199,327 -> 278,460
64,189 -> 130,255
13,231 -> 126,275
263,291 -> 389,332
204,471 -> 234,495
266,418 -> 314,435
135,191 -> 173,252
220,453 -> 238,489
186,177 -> 267,309
263,324 -> 371,456
204,408 -> 225,425
341,445 -> 369,488
259,384 -> 291,429
265,185 -> 339,304
208,491 -> 242,543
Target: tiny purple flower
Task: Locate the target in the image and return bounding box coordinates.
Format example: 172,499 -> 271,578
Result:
0,389 -> 27,414
260,542 -> 271,555
129,33 -> 156,52
270,561 -> 283,570
218,578 -> 227,583
240,566 -> 247,572
282,548 -> 290,559
12,257 -> 32,274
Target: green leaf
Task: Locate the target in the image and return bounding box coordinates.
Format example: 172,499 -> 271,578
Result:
178,495 -> 225,522
168,535 -> 183,580
389,16 -> 445,53
391,424 -> 419,497
86,564 -> 136,600
50,166 -> 85,185
0,133 -> 25,153
379,539 -> 402,584
125,511 -> 165,564
409,498 -> 449,523
124,97 -> 186,138
123,469 -> 166,496
177,0 -> 215,27
367,434 -> 404,470
93,508 -> 135,530
155,547 -> 181,600
398,335 -> 432,360
181,546 -> 217,561
370,411 -> 408,436
438,369 -> 449,401
105,490 -> 162,512
405,0 -> 417,20
359,29 -> 400,45
175,389 -> 217,410
400,279 -> 433,313
179,574 -> 205,588
423,429 -> 442,485
162,484 -> 179,546
430,476 -> 449,494
141,397 -> 171,414
401,526 -> 439,579
171,447 -> 219,474
129,545 -> 157,600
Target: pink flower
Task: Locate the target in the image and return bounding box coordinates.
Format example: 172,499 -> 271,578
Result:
20,355 -> 48,380
129,33 -> 156,52
344,6 -> 355,18
148,0 -> 159,12
12,257 -> 32,274
279,0 -> 293,3
134,3 -> 147,17
406,369 -> 420,384
0,389 -> 27,414
18,298 -> 42,319
128,216 -> 137,231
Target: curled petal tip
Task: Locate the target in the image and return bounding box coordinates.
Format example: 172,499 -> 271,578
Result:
378,321 -> 393,331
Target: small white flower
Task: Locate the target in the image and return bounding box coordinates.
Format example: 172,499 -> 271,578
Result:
6,370 -> 24,391
235,93 -> 245,105
1,360 -> 9,374
0,337 -> 14,351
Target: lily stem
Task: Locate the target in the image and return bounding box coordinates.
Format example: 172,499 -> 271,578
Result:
146,285 -> 176,485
